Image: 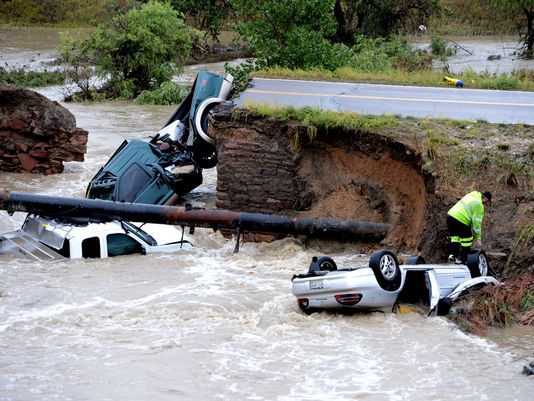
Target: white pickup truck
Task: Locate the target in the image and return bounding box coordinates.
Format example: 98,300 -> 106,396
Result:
0,214 -> 192,261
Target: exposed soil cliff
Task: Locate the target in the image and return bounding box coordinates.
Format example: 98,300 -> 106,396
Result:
0,82 -> 88,174
210,103 -> 534,277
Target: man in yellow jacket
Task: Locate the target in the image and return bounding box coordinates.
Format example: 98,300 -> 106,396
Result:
447,190 -> 492,264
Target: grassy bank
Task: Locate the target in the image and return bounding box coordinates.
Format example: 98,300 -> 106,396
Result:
0,68 -> 64,87
250,67 -> 534,92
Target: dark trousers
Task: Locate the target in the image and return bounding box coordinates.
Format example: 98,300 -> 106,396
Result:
447,215 -> 473,262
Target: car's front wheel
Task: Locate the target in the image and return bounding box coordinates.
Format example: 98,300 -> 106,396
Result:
466,250 -> 490,277
369,249 -> 401,291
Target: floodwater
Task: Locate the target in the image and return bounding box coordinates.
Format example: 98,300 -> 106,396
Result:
1,27 -> 534,401
412,36 -> 534,75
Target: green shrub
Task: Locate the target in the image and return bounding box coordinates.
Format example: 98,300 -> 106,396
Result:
135,82 -> 189,105
231,0 -> 341,70
429,35 -> 457,58
480,74 -> 521,90
0,67 -> 64,87
348,35 -> 431,73
62,1 -> 192,99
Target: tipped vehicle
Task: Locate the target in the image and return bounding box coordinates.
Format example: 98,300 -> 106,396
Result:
291,248 -> 500,316
86,70 -> 234,205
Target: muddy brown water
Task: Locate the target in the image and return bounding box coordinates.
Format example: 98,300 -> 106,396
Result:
0,27 -> 533,400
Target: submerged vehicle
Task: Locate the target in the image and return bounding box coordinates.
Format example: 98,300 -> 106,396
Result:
0,214 -> 192,261
291,249 -> 500,315
0,71 -> 233,260
86,70 -> 234,205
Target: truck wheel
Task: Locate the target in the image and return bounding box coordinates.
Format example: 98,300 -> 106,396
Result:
369,249 -> 401,291
466,250 -> 490,277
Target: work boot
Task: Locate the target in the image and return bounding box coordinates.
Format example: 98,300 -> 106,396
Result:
448,254 -> 462,264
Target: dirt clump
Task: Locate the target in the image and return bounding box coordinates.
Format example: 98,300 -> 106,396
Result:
448,274 -> 534,335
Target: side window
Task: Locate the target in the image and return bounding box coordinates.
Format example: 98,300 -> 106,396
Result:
56,239 -> 71,258
107,234 -> 143,257
82,237 -> 101,258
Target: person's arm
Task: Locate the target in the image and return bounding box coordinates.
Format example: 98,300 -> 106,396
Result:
471,203 -> 484,240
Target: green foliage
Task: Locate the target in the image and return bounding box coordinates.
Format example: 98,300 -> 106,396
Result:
349,35 -> 431,73
242,103 -> 396,133
62,1 -> 192,99
490,0 -> 534,57
0,67 -> 64,87
135,82 -> 189,105
429,36 -> 457,58
479,74 -> 521,90
521,289 -> 534,311
224,59 -> 258,96
0,0 -> 106,26
169,0 -> 230,41
230,0 -> 346,70
349,0 -> 440,38
431,0 -> 516,35
506,224 -> 534,273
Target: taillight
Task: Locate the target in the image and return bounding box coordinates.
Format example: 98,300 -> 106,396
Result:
335,293 -> 362,306
298,298 -> 309,309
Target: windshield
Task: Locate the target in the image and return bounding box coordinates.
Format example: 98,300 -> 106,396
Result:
121,221 -> 157,246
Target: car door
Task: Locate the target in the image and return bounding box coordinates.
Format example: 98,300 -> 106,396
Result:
425,270 -> 441,312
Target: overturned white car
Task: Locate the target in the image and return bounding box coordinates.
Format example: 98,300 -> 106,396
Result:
0,214 -> 192,261
291,249 -> 500,316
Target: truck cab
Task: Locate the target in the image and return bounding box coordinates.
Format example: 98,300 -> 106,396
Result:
0,214 -> 192,261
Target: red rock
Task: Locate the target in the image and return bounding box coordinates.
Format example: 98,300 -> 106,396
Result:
29,149 -> 49,159
15,143 -> 29,153
17,153 -> 39,172
0,81 -> 88,174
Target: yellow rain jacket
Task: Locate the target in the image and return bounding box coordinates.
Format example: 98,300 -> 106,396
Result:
447,191 -> 485,239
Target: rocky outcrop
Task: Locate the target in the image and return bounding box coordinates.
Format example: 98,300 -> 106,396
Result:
0,81 -> 87,174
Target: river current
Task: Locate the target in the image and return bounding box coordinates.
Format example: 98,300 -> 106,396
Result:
0,27 -> 533,401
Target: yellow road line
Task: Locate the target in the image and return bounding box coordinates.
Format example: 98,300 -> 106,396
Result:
246,89 -> 534,108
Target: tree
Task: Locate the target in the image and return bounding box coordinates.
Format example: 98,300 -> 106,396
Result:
332,0 -> 440,43
169,0 -> 231,42
230,0 -> 345,70
67,0 -> 192,98
491,0 -> 534,57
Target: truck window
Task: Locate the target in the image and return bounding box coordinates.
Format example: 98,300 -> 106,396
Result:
106,234 -> 143,257
82,237 -> 101,258
118,164 -> 151,202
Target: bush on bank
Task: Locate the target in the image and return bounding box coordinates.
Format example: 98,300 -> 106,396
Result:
61,1 -> 193,100
0,67 -> 65,87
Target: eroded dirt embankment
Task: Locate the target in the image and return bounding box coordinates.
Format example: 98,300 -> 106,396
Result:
211,105 -> 534,276
211,106 -> 433,254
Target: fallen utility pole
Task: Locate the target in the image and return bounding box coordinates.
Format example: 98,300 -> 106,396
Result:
0,190 -> 390,243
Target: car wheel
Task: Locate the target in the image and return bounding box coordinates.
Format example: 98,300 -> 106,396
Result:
405,255 -> 426,265
369,249 -> 401,291
466,250 -> 490,278
308,256 -> 337,273
318,256 -> 337,271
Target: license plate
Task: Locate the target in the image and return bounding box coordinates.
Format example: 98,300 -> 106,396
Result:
310,280 -> 324,290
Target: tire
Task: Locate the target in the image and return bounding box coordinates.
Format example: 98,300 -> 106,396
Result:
308,256 -> 337,273
405,255 -> 426,265
318,256 -> 337,271
369,249 -> 401,291
466,250 -> 490,278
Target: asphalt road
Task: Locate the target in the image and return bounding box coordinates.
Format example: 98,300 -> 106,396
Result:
236,78 -> 534,125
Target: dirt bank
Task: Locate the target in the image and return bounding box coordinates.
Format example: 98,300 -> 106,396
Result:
211,105 -> 534,277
